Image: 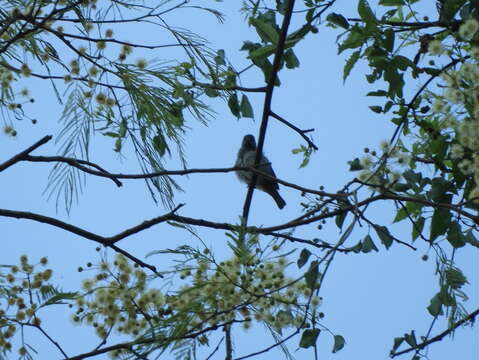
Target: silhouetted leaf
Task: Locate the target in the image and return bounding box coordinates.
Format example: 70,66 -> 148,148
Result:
332,335 -> 346,353
374,225 -> 394,249
297,249 -> 311,269
299,329 -> 320,348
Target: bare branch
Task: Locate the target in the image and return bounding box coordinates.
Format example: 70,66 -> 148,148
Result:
0,205 -> 184,274
391,308 -> 479,357
268,232 -> 359,253
270,111 -> 318,150
193,80 -> 267,93
25,155 -> 123,187
242,0 -> 297,225
0,135 -> 52,172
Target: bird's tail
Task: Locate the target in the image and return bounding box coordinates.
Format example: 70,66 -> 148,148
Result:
267,189 -> 286,209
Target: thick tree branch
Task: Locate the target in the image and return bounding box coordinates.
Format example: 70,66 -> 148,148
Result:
242,0 -> 297,225
1,192 -> 475,258
0,205 -> 184,274
0,135 -> 52,172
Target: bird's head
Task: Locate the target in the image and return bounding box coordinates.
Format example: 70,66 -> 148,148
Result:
242,134 -> 256,150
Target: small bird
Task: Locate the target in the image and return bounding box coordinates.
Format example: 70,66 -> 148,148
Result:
235,134 -> 286,209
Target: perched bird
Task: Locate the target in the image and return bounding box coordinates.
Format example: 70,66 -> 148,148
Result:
235,134 -> 286,209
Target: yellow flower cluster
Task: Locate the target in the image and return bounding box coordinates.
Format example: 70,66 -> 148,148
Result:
0,256 -> 52,354
73,250 -> 320,352
357,142 -> 409,187
430,52 -> 479,200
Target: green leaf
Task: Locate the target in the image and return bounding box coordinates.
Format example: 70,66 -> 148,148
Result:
343,50 -> 360,82
240,95 -> 254,118
204,88 -> 220,97
374,225 -> 394,249
326,13 -> 350,29
153,134 -> 166,156
349,240 -> 363,253
439,0 -> 468,21
393,55 -> 413,70
41,292 -> 78,307
361,234 -> 379,253
403,170 -> 422,186
379,0 -> 405,6
369,105 -> 382,113
358,0 -> 377,23
383,28 -> 395,52
383,100 -> 394,113
228,94 -> 240,117
465,230 -> 479,248
299,329 -> 320,348
404,331 -> 417,347
248,44 -> 277,59
427,293 -> 443,316
284,48 -> 300,69
335,212 -> 347,229
119,119 -> 127,138
332,334 -> 346,353
393,183 -> 411,192
391,337 -> 404,353
445,268 -> 468,289
412,216 -> 425,241
367,90 -> 387,96
305,261 -> 319,289
103,132 -> 119,138
250,18 -> 279,44
438,288 -> 456,307
338,26 -> 364,53
393,208 -> 408,223
447,222 -> 466,248
430,208 -> 451,242
349,158 -> 363,171
297,249 -> 311,269
114,138 -> 122,152
428,178 -> 450,202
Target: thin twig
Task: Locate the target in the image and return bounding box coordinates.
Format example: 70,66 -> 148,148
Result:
391,308 -> 479,357
270,111 -> 318,150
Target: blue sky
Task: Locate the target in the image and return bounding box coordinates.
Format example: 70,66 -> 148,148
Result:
1,1 -> 478,359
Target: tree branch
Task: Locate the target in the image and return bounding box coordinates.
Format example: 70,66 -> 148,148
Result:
193,81 -> 267,93
0,135 -> 52,172
242,0 -> 297,225
0,205 -> 184,274
391,308 -> 479,357
19,152 -> 347,199
270,111 -> 318,150
25,155 -> 122,187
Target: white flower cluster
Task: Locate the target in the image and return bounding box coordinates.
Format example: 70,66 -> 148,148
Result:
0,256 -> 51,355
430,49 -> 479,200
357,141 -> 410,186
428,19 -> 479,57
73,251 -> 320,358
459,18 -> 479,41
